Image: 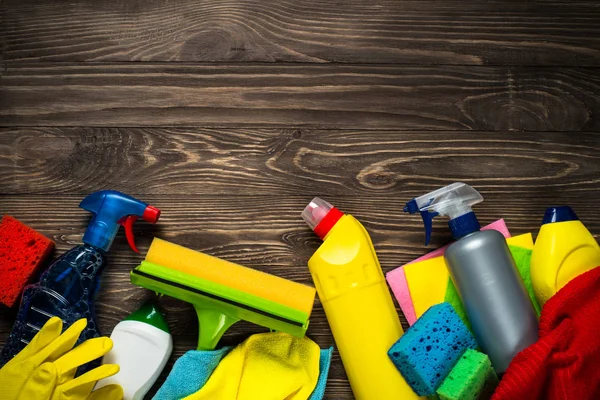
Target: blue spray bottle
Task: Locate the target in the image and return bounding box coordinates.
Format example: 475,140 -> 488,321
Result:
0,190 -> 160,365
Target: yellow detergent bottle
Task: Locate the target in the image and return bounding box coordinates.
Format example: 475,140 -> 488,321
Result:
531,206 -> 600,306
302,198 -> 420,400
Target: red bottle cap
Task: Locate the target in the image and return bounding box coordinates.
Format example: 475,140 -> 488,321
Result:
301,197 -> 343,240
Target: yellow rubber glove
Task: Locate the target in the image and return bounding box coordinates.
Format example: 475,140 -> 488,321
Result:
0,317 -> 123,400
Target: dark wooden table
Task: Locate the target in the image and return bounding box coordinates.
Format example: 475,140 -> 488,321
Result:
1,0 -> 600,398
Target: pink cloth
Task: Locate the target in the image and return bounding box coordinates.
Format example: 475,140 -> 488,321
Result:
386,219 -> 511,325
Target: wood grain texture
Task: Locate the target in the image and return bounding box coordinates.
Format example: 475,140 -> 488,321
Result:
4,194 -> 600,271
2,0 -> 600,65
1,128 -> 600,196
1,194 -> 598,329
2,64 -> 600,130
2,0 -> 600,398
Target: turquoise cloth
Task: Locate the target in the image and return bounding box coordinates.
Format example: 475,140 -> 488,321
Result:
311,347 -> 334,400
154,345 -> 334,400
154,347 -> 231,399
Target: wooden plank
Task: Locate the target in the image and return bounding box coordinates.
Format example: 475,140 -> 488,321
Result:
2,0 -> 600,65
2,64 -> 600,130
1,128 -> 599,195
1,193 -> 598,335
5,194 -> 597,266
0,194 -> 599,285
1,192 -> 599,398
0,190 -> 599,335
1,187 -> 597,311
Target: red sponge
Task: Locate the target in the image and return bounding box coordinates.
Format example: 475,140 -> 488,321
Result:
0,216 -> 55,307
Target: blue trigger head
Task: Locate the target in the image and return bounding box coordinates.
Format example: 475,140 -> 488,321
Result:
80,190 -> 159,252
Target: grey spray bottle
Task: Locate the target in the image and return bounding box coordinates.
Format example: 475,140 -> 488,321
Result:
404,182 -> 538,373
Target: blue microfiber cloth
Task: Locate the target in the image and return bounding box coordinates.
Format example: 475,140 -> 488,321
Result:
154,344 -> 334,400
153,347 -> 231,399
311,346 -> 334,400
388,302 -> 477,396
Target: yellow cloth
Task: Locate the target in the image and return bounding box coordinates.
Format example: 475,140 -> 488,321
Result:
406,233 -> 534,319
406,257 -> 449,318
0,317 -> 123,400
184,332 -> 320,400
506,233 -> 534,250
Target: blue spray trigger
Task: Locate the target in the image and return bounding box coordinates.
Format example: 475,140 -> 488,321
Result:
421,210 -> 439,246
80,190 -> 160,253
405,183 -> 483,246
404,199 -> 438,245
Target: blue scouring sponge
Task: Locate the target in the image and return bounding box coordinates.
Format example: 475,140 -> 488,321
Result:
388,302 -> 478,396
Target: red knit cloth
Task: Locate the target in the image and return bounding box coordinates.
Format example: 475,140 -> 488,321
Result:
492,266 -> 600,400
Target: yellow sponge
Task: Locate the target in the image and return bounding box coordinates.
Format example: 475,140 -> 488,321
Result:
146,238 -> 316,315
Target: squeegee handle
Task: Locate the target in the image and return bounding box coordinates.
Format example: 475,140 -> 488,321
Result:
194,306 -> 240,350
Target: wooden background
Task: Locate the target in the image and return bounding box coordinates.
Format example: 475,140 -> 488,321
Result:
1,0 -> 600,398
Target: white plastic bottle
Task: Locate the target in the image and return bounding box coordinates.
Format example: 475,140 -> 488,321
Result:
95,302 -> 173,400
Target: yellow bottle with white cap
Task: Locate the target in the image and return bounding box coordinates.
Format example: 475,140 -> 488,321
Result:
302,198 -> 420,400
531,206 -> 600,306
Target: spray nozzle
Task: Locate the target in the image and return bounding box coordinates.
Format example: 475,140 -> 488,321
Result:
404,182 -> 483,245
79,190 -> 161,253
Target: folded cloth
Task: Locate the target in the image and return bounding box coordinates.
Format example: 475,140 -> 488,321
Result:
492,266 -> 600,400
309,346 -> 333,400
153,347 -> 231,400
154,334 -> 333,400
386,219 -> 510,325
187,332 -> 320,400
